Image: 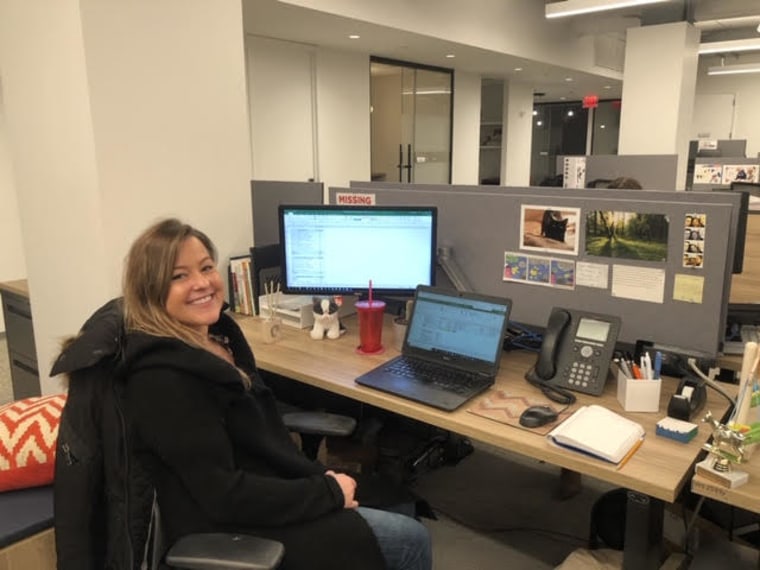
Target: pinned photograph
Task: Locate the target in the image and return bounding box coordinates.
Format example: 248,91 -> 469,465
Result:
550,259 -> 576,289
521,205 -> 580,255
503,252 -> 528,281
723,164 -> 759,184
585,211 -> 669,261
526,256 -> 551,284
693,164 -> 722,185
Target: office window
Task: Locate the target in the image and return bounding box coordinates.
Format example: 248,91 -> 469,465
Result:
591,100 -> 621,155
530,102 -> 587,186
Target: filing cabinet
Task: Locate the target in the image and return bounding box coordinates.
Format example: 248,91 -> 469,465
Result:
0,280 -> 40,399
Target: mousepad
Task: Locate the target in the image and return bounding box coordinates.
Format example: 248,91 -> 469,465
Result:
468,389 -> 575,435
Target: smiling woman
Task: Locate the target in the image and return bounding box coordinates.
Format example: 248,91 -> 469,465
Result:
119,218 -> 431,570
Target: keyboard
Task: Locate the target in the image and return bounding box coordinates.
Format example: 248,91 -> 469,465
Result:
723,324 -> 760,355
384,358 -> 487,395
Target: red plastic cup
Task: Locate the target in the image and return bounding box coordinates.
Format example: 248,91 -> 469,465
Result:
355,300 -> 386,354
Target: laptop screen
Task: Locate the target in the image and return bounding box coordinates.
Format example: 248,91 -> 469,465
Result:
406,288 -> 510,367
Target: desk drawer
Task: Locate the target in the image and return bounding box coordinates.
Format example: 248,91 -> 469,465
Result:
2,293 -> 36,359
9,351 -> 41,400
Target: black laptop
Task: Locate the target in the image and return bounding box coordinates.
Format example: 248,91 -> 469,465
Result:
355,286 -> 512,411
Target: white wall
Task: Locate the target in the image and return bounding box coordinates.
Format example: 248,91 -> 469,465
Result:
693,54 -> 760,159
0,0 -> 252,394
0,89 -> 27,333
451,70 -> 480,185
246,35 -> 316,182
315,49 -> 371,193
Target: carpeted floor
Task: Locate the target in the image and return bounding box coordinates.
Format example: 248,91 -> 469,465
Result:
411,443 -> 616,568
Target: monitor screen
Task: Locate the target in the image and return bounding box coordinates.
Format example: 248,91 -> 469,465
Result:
278,205 -> 437,296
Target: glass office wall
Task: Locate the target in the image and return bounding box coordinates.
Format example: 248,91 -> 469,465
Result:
591,100 -> 622,155
530,99 -> 622,186
370,58 -> 453,184
530,102 -> 588,186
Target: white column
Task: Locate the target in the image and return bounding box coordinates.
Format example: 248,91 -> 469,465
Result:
0,0 -> 252,394
501,81 -> 533,187
618,22 -> 700,190
451,70 -> 481,185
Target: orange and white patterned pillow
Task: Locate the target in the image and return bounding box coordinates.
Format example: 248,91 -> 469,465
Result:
0,393 -> 67,492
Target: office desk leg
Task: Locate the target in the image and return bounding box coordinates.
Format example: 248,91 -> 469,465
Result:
623,490 -> 664,570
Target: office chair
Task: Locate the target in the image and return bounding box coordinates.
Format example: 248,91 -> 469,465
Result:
150,498 -> 284,570
282,410 -> 357,461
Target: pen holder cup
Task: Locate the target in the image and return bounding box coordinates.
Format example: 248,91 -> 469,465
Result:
616,367 -> 661,412
258,316 -> 283,344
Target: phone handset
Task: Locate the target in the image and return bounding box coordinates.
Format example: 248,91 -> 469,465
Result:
526,307 -> 621,401
525,308 -> 576,405
533,308 -> 572,381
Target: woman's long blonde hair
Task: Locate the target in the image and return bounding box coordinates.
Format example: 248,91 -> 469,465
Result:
123,218 -> 217,350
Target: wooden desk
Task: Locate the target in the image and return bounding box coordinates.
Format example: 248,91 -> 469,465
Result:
691,457 -> 760,516
236,314 -> 734,569
729,212 -> 760,306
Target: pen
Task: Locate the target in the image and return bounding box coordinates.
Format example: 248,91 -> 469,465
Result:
653,351 -> 662,380
631,363 -> 643,380
616,437 -> 644,471
618,358 -> 633,379
642,353 -> 652,380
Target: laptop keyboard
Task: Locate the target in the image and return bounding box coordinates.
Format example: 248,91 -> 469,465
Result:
384,358 -> 487,395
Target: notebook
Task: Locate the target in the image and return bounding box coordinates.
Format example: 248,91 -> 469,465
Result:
355,286 -> 512,411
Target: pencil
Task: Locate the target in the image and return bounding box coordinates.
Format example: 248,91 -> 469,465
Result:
616,437 -> 644,471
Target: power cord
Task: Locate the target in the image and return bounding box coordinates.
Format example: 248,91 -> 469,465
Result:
524,368 -> 577,406
687,358 -> 736,407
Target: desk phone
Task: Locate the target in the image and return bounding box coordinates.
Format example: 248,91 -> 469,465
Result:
527,307 -> 621,396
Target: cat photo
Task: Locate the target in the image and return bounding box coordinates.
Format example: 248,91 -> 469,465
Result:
520,205 -> 580,255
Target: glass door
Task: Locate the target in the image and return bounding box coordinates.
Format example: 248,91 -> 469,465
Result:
370,58 -> 452,184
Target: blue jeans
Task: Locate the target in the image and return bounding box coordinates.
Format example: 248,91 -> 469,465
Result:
356,506 -> 432,570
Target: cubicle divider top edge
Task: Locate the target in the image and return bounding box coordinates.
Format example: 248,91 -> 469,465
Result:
251,180 -> 324,247
333,184 -> 737,358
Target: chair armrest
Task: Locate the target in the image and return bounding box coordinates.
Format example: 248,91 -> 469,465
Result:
165,533 -> 284,570
282,411 -> 356,437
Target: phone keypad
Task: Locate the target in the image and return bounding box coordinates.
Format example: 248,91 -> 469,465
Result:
564,360 -> 600,390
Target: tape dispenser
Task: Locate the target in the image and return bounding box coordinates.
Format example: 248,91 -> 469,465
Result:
667,375 -> 706,421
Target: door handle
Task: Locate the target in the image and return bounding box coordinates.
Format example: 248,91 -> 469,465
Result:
397,144 -> 404,182
405,143 -> 412,183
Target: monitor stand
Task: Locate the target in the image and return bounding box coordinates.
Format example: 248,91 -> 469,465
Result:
437,246 -> 473,293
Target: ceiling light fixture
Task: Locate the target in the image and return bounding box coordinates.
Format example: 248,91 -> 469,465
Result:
348,34 -> 360,40
707,62 -> 760,76
445,54 -> 456,59
545,0 -> 669,19
699,38 -> 760,55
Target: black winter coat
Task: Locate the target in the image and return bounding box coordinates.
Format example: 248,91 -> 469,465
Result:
52,298 -> 153,570
122,312 -> 386,570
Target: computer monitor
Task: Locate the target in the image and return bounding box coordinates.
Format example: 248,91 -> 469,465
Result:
278,204 -> 437,297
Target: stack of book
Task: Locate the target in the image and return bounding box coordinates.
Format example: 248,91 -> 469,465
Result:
228,255 -> 255,315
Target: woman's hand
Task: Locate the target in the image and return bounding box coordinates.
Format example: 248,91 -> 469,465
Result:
325,470 -> 358,509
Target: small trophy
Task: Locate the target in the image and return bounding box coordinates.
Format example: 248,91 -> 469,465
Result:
695,411 -> 750,488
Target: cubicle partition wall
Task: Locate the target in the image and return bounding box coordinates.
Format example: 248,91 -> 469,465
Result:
331,184 -> 740,358
251,180 -> 324,246
691,157 -> 760,192
555,154 -> 679,190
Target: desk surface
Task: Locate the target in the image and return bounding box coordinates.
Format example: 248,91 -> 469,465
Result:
0,280 -> 29,299
236,313 -> 733,505
691,455 -> 760,515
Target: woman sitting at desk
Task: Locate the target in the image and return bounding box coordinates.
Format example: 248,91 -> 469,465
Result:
122,218 -> 431,570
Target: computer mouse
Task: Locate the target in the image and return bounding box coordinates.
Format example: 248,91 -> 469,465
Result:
519,405 -> 559,428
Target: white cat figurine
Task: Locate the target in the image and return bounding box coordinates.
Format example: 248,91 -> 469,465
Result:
310,297 -> 342,340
